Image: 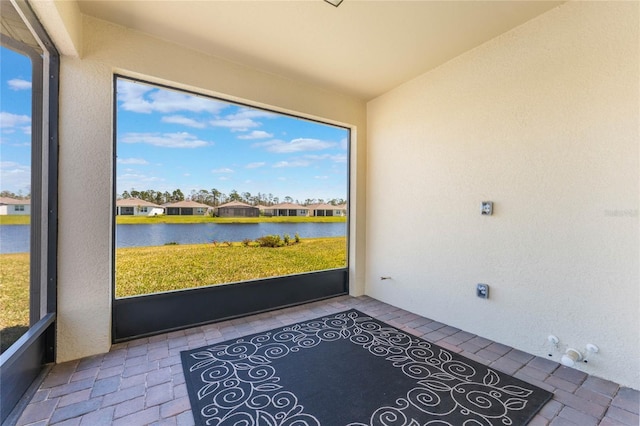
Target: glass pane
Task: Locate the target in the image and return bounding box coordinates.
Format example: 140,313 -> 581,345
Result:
115,77 -> 348,298
0,47 -> 33,353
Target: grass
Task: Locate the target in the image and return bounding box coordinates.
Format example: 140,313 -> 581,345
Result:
0,253 -> 29,353
0,215 -> 30,225
116,236 -> 346,297
116,215 -> 346,225
0,237 -> 346,349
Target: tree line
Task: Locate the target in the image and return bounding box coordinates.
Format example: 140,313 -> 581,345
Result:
0,190 -> 29,200
119,188 -> 346,207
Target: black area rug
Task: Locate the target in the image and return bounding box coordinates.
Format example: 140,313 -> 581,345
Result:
181,310 -> 552,426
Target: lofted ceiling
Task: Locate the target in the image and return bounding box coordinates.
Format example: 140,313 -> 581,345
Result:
77,0 -> 563,101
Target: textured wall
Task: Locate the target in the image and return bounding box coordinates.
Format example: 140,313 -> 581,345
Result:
55,15 -> 367,363
366,2 -> 639,389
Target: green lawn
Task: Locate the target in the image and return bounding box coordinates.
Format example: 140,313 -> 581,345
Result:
0,253 -> 29,353
116,215 -> 346,225
0,216 -> 30,225
116,237 -> 346,297
1,236 -> 346,350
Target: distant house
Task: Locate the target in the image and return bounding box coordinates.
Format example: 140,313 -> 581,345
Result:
0,197 -> 31,215
164,200 -> 211,216
262,203 -> 310,217
215,201 -> 259,218
308,203 -> 347,217
116,198 -> 164,216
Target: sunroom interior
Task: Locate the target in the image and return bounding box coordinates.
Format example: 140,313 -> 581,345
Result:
1,0 -> 638,423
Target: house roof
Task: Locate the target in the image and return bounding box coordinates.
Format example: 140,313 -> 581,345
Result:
217,201 -> 256,209
164,200 -> 211,209
268,203 -> 309,210
0,197 -> 30,205
75,1 -> 562,101
308,203 -> 342,210
116,198 -> 164,208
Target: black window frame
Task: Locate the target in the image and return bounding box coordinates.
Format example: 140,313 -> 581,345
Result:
112,75 -> 349,342
0,0 -> 59,423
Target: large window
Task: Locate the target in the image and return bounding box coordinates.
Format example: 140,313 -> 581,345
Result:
0,46 -> 32,353
0,0 -> 58,422
114,77 -> 349,299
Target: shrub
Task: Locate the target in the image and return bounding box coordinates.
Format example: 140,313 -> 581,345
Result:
223,241 -> 233,247
242,238 -> 252,247
255,235 -> 284,248
283,233 -> 290,245
294,232 -> 300,244
164,241 -> 178,245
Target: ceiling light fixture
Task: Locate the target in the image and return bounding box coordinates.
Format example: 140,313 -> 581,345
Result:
324,0 -> 344,7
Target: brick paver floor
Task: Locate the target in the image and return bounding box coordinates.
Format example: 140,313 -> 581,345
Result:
14,295 -> 640,425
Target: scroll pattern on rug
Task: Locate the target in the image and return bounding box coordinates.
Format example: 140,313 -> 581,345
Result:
182,310 -> 551,426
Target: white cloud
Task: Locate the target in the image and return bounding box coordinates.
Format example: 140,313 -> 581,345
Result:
209,118 -> 259,131
0,161 -> 31,193
314,176 -> 329,180
117,157 -> 149,165
340,138 -> 349,150
116,173 -> 164,185
219,176 -> 230,181
253,138 -> 336,153
161,115 -> 206,129
273,160 -> 311,168
8,79 -> 32,91
0,112 -> 31,131
121,132 -> 211,148
303,153 -> 347,163
245,162 -> 266,169
227,108 -> 277,120
237,130 -> 273,140
212,167 -> 234,174
117,79 -> 227,114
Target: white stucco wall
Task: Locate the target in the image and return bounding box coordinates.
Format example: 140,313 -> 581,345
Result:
52,15 -> 366,362
366,2 -> 639,389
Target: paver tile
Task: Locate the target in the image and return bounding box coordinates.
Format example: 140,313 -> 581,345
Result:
612,387 -> 640,414
114,396 -> 145,419
78,406 -> 115,426
558,406 -> 599,426
90,376 -> 121,398
112,406 -> 160,426
49,398 -> 103,424
11,296 -> 633,426
16,398 -> 59,425
605,406 -> 640,425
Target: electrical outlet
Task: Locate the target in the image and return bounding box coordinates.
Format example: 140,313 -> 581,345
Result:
481,201 -> 493,215
476,283 -> 489,299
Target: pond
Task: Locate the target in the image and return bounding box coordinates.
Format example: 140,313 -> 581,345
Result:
0,222 -> 347,253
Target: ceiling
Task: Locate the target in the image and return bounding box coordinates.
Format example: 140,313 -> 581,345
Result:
77,0 -> 563,101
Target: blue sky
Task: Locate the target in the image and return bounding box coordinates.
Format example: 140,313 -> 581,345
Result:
0,47 -> 33,196
0,49 -> 349,203
116,78 -> 348,203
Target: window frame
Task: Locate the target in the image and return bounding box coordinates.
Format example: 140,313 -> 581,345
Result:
0,0 -> 59,422
111,74 -> 349,341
